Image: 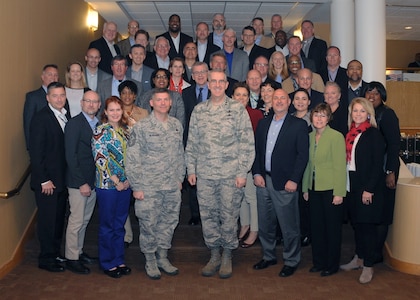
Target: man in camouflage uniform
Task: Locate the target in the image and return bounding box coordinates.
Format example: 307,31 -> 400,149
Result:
126,88 -> 185,280
185,70 -> 255,279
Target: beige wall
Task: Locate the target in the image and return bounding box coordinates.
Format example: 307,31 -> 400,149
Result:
0,0 -> 102,273
387,40 -> 420,68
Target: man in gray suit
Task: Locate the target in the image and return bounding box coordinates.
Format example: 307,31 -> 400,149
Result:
126,44 -> 154,93
84,48 -> 111,92
117,20 -> 139,58
64,90 -> 101,274
217,28 -> 249,82
97,55 -> 142,113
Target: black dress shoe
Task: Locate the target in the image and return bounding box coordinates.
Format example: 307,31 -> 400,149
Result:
79,252 -> 98,265
301,236 -> 311,247
55,255 -> 67,263
279,265 -> 297,277
124,242 -> 131,249
104,268 -> 122,278
66,260 -> 90,274
238,228 -> 250,243
309,266 -> 323,273
39,263 -> 65,272
320,269 -> 338,277
253,259 -> 277,270
188,217 -> 201,225
118,265 -> 132,275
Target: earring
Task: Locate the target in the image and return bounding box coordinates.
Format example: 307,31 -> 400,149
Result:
367,115 -> 370,120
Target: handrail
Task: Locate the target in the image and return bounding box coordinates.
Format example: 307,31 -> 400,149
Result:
0,165 -> 31,199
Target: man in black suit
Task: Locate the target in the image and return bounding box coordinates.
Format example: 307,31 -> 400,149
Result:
240,26 -> 270,70
29,82 -> 70,272
23,64 -> 70,150
301,20 -> 328,73
347,59 -> 367,104
88,22 -> 121,74
182,62 -> 210,226
253,56 -> 282,89
155,14 -> 193,60
209,52 -> 237,97
267,30 -> 289,58
289,68 -> 324,112
64,90 -> 101,275
252,88 -> 309,277
320,46 -> 348,107
195,22 -> 220,66
287,36 -> 317,73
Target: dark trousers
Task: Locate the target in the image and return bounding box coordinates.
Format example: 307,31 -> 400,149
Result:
35,189 -> 67,264
309,189 -> 343,271
354,223 -> 376,267
96,188 -> 131,270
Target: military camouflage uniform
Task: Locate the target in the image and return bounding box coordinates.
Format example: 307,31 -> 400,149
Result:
126,112 -> 185,254
185,96 -> 255,250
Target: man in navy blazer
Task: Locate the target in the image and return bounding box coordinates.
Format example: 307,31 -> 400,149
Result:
301,20 -> 328,73
252,88 -> 309,277
29,82 -> 70,272
155,14 -> 193,60
64,90 -> 101,274
88,22 -> 121,75
195,22 -> 220,66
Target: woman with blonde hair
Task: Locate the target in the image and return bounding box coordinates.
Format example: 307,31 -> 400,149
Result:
268,51 -> 288,84
340,97 -> 385,284
65,61 -> 89,117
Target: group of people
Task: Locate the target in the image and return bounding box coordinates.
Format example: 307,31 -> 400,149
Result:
23,12 -> 400,285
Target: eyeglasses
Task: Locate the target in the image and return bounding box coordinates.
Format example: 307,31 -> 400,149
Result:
155,75 -> 168,79
209,79 -> 227,84
192,70 -> 208,75
83,99 -> 100,104
254,63 -> 268,67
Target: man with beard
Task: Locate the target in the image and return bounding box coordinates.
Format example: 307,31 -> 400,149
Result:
156,14 -> 193,60
347,59 -> 367,104
268,30 -> 289,57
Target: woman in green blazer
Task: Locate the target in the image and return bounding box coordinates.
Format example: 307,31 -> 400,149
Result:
302,103 -> 347,277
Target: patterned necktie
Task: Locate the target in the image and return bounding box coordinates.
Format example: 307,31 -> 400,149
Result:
198,87 -> 203,102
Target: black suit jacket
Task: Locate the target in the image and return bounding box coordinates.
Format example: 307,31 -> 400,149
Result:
64,112 -> 96,189
253,113 -> 309,191
23,87 -> 70,150
155,32 -> 193,60
29,106 -> 68,192
88,37 -> 121,74
143,51 -> 158,70
197,42 -> 220,66
240,44 -> 270,69
303,37 -> 328,73
288,89 -> 324,113
320,66 -> 349,107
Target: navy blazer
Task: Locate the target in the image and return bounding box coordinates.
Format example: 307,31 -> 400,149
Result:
29,106 -> 68,192
64,112 -> 97,189
302,37 -> 328,73
320,66 -> 349,107
88,37 -> 121,74
288,89 -> 324,113
240,44 -> 270,70
197,42 -> 220,66
155,32 -> 193,60
253,113 -> 309,191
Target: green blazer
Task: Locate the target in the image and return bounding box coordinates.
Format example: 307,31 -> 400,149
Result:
302,125 -> 347,197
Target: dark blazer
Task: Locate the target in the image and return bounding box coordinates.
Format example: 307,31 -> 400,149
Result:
84,68 -> 111,92
253,113 -> 309,191
348,127 -> 385,224
240,44 -> 270,70
197,42 -> 220,66
126,64 -> 155,93
29,106 -> 68,192
143,51 -> 158,70
225,76 -> 238,98
88,37 -> 121,74
116,38 -> 132,58
182,84 -> 211,146
155,32 -> 193,60
329,103 -> 348,137
348,80 -> 368,104
23,87 -> 70,150
288,89 -> 324,113
64,112 -> 97,189
320,66 -> 348,107
302,37 -> 328,73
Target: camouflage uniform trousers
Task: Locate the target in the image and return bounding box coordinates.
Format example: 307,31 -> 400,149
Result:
134,188 -> 181,254
197,177 -> 244,250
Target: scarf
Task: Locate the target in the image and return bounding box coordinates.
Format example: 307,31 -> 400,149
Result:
345,120 -> 371,162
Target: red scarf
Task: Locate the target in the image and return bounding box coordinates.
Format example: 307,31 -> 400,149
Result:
345,120 -> 371,162
169,77 -> 182,94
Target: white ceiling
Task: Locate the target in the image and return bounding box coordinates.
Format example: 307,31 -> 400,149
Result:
86,0 -> 420,42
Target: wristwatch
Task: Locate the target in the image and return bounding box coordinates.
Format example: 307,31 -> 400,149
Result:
386,170 -> 394,175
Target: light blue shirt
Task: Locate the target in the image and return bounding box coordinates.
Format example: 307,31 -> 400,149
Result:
213,32 -> 224,49
265,115 -> 286,172
195,85 -> 208,101
82,111 -> 99,131
112,76 -> 126,96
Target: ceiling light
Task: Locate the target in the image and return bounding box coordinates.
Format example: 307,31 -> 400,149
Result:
405,26 -> 413,30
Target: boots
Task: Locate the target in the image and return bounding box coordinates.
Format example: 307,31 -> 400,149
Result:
340,254 -> 363,271
359,266 -> 374,284
201,248 -> 221,277
219,248 -> 232,279
144,253 -> 161,280
156,248 -> 179,275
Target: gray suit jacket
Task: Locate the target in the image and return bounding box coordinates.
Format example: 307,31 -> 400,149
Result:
97,77 -> 143,114
217,48 -> 249,82
84,68 -> 111,91
117,38 -> 132,58
126,65 -> 154,94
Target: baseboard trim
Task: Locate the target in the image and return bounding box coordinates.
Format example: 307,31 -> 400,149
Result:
384,243 -> 420,276
0,210 -> 37,279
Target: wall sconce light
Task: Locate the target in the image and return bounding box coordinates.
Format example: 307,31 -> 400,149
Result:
87,9 -> 98,31
293,28 -> 303,40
